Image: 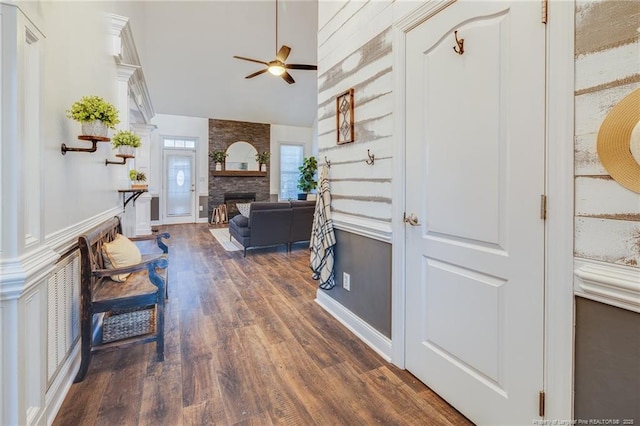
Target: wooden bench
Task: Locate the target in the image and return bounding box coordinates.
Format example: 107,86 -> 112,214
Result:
74,216 -> 170,382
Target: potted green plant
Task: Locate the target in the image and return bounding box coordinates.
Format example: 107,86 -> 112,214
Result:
129,169 -> 148,189
66,95 -> 120,137
297,156 -> 318,200
111,130 -> 141,156
255,151 -> 271,171
209,150 -> 228,171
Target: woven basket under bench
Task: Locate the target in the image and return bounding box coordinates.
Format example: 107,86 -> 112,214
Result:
102,307 -> 156,343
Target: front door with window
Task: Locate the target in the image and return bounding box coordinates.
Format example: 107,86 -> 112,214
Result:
404,1 -> 546,424
163,149 -> 196,224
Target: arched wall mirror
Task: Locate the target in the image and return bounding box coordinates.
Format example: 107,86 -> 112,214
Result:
226,141 -> 258,171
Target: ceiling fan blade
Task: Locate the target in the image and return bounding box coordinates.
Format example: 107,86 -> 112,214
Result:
276,45 -> 291,62
233,55 -> 268,65
245,69 -> 268,79
285,64 -> 317,70
281,71 -> 295,84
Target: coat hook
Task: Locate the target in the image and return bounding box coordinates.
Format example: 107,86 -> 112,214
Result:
453,30 -> 464,55
324,156 -> 331,168
366,149 -> 375,165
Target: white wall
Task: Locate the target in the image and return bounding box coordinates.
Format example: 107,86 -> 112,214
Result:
270,124 -> 314,197
1,2 -> 127,424
150,113 -> 209,201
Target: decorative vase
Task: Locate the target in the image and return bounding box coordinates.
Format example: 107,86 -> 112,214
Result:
216,163 -> 222,171
118,145 -> 135,156
260,163 -> 266,172
81,120 -> 108,137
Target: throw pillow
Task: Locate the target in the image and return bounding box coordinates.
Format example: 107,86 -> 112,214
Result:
102,234 -> 142,282
236,203 -> 251,218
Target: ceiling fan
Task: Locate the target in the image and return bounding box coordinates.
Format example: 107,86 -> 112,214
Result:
233,0 -> 317,84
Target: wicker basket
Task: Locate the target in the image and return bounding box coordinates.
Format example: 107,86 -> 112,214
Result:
102,307 -> 156,343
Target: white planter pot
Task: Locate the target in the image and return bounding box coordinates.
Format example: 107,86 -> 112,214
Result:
81,120 -> 108,137
118,145 -> 135,156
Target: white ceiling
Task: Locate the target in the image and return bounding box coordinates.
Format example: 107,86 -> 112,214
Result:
131,0 -> 319,128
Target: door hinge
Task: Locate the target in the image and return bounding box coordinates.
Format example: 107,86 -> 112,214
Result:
539,391 -> 546,417
540,195 -> 547,220
541,0 -> 548,24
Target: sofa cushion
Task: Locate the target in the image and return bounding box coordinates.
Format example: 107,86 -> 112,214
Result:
230,214 -> 249,228
236,203 -> 251,217
290,200 -> 316,208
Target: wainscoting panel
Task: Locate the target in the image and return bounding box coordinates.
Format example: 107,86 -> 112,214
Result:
320,229 -> 392,338
46,252 -> 80,385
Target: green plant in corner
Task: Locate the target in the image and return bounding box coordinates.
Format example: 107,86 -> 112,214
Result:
66,95 -> 120,128
297,156 -> 318,194
111,130 -> 142,149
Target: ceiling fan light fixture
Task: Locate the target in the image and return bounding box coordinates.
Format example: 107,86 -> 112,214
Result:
268,64 -> 285,76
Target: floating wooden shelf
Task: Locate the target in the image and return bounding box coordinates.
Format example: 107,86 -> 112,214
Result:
105,154 -> 134,166
61,136 -> 110,155
212,170 -> 267,177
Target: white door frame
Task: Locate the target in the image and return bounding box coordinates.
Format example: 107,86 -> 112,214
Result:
161,148 -> 197,224
391,0 -> 575,420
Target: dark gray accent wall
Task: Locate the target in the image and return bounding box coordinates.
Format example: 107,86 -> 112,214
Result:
151,196 -> 159,221
199,195 -> 209,219
324,229 -> 391,338
574,297 -> 640,421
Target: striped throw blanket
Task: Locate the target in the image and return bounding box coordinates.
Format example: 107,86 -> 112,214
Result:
310,165 -> 336,289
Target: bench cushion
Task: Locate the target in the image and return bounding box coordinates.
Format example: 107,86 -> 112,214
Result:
102,234 -> 142,282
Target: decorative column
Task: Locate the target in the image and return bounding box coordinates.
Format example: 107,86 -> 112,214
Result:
131,123 -> 156,236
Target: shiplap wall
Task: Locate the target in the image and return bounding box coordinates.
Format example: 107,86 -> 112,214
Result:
574,0 -> 640,268
317,1 -> 394,223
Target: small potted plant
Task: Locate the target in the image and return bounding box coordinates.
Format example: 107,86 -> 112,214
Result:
210,150 -> 228,171
297,156 -> 318,200
129,169 -> 148,190
255,151 -> 271,171
66,95 -> 119,137
111,130 -> 141,156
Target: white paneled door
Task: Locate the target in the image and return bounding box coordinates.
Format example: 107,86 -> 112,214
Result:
405,1 -> 546,424
163,150 -> 196,224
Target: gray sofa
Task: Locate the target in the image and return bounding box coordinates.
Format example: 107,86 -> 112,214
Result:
228,201 -> 316,256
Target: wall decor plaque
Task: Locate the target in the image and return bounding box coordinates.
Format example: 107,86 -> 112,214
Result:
336,88 -> 354,144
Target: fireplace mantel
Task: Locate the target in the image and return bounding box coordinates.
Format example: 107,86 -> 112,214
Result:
212,170 -> 267,177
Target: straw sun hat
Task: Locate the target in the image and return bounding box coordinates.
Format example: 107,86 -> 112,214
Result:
597,88 -> 640,193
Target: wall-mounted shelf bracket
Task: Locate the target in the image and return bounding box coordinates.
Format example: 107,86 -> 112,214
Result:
118,189 -> 147,210
61,136 -> 110,155
105,154 -> 134,166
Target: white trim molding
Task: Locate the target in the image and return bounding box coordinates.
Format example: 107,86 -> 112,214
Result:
315,290 -> 392,362
331,212 -> 392,243
44,206 -> 122,255
575,259 -> 640,313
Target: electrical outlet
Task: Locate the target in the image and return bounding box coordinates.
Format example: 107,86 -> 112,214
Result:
343,272 -> 351,291
199,205 -> 203,211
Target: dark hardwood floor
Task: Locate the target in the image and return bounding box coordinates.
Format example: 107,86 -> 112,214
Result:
53,223 -> 472,425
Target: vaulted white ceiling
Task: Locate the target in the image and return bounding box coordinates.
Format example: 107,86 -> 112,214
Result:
129,0 -> 318,128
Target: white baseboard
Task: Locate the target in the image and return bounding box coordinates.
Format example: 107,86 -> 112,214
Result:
45,341 -> 80,425
315,290 -> 392,362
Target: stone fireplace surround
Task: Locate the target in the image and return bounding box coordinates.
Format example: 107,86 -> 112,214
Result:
208,119 -> 270,221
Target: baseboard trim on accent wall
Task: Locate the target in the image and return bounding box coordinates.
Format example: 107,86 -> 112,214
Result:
331,212 -> 392,243
45,341 -> 80,426
315,290 -> 392,362
575,258 -> 640,313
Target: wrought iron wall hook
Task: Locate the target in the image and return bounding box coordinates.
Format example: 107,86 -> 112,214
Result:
453,30 -> 464,55
324,156 -> 331,168
365,149 -> 375,165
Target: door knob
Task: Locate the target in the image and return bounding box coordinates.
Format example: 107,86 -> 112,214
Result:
404,213 -> 419,226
